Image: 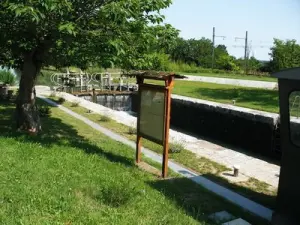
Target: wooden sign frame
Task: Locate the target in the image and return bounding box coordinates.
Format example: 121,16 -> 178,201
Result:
135,75 -> 174,178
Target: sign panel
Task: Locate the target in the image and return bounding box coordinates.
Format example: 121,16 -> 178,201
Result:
139,88 -> 166,143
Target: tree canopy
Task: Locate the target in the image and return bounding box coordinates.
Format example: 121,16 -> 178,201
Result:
168,38 -> 213,67
0,0 -> 177,132
0,0 -> 177,71
269,38 -> 300,72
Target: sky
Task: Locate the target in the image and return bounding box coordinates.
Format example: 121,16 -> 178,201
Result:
161,0 -> 300,61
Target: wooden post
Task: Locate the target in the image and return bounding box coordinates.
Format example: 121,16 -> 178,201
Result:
80,74 -> 83,92
136,136 -> 142,163
100,74 -> 103,91
92,88 -> 96,103
162,76 -> 174,178
136,76 -> 144,164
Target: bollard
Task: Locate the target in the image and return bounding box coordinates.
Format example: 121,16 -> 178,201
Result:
92,88 -> 96,103
233,165 -> 240,177
7,90 -> 13,100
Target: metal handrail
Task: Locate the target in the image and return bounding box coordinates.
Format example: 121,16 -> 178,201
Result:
291,95 -> 300,118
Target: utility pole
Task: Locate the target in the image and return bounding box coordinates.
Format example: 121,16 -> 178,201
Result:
212,27 -> 215,70
234,31 -> 249,74
244,31 -> 248,74
211,27 -> 226,70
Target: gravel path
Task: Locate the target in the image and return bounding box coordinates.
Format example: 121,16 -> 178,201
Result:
183,75 -> 278,89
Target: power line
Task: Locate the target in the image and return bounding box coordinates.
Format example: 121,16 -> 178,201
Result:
212,27 -> 226,70
234,31 -> 248,74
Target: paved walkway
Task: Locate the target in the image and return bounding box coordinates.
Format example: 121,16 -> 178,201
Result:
38,88 -> 280,188
39,96 -> 273,221
183,75 -> 278,90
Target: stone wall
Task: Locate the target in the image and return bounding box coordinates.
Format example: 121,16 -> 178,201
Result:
77,93 -> 132,111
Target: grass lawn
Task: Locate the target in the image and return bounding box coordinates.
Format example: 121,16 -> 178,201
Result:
170,80 -> 279,113
179,72 -> 276,82
51,98 -> 277,210
0,100 -> 270,225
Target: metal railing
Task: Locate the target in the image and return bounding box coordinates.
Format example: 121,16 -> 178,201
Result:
291,95 -> 300,118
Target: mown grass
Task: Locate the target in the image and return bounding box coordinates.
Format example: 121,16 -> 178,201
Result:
169,80 -> 279,113
52,97 -> 277,209
0,100 -> 271,225
145,79 -> 279,113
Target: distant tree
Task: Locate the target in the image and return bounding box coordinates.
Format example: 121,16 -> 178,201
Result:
169,38 -> 212,67
258,61 -> 272,73
215,44 -> 228,54
269,39 -> 300,72
234,56 -> 261,74
214,45 -> 237,71
116,24 -> 179,70
247,56 -> 261,73
168,38 -> 188,63
215,54 -> 239,71
0,0 -> 173,133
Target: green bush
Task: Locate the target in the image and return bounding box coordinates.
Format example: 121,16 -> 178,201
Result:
37,70 -> 53,85
163,61 -> 210,74
58,97 -> 65,104
86,66 -> 104,74
39,106 -> 51,117
49,91 -> 56,97
150,53 -> 170,71
100,115 -> 111,122
128,126 -> 137,135
71,101 -> 80,107
169,141 -> 185,153
0,70 -> 16,85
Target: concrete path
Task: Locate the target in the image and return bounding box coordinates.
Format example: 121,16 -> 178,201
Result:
183,75 -> 278,90
209,211 -> 252,224
38,96 -> 273,221
38,89 -> 280,188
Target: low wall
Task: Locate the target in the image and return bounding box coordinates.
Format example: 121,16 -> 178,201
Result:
132,93 -> 282,159
76,93 -> 132,111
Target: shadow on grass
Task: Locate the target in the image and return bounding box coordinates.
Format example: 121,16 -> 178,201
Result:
0,100 -> 217,224
194,87 -> 279,111
0,100 -> 273,224
177,169 -> 277,210
147,177 -> 271,225
0,100 -> 133,168
203,173 -> 277,210
47,98 -> 278,209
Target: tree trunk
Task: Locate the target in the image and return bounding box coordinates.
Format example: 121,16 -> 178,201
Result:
16,51 -> 41,133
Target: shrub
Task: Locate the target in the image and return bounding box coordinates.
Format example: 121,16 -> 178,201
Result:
169,141 -> 185,153
100,185 -> 136,207
0,70 -> 16,85
37,70 -> 53,85
7,90 -> 14,100
128,126 -> 137,135
150,53 -> 170,71
86,66 -> 104,74
112,77 -> 120,83
100,115 -> 111,122
58,97 -> 65,104
71,101 -> 80,107
163,61 -> 210,74
39,106 -> 51,117
49,91 -> 56,97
